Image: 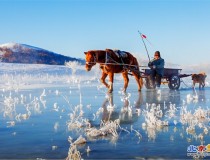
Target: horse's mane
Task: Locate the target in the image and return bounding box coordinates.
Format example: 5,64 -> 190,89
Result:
88,49 -> 116,52
88,50 -> 105,52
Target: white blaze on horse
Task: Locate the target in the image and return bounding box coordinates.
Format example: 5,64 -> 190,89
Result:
84,49 -> 143,93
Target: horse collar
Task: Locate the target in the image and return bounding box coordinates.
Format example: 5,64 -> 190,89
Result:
105,51 -> 108,64
95,51 -> 103,63
90,53 -> 97,64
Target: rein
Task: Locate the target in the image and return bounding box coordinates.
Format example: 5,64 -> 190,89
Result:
85,50 -> 148,68
86,61 -> 148,68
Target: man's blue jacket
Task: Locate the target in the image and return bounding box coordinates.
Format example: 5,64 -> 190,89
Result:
148,57 -> 165,76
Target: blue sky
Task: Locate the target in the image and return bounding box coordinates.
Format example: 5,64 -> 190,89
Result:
0,0 -> 210,65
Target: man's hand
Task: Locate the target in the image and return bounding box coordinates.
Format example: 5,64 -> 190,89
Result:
152,65 -> 156,69
148,62 -> 152,67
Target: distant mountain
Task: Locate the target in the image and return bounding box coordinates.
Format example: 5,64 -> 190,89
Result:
0,43 -> 84,65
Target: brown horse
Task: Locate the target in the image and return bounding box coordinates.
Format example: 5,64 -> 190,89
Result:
84,49 -> 143,93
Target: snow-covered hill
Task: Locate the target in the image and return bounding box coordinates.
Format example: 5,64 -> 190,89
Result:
0,43 -> 84,65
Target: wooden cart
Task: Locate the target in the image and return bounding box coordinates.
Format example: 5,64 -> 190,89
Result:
141,68 -> 191,90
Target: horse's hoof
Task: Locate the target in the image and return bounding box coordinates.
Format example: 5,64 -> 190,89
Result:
138,89 -> 141,92
122,89 -> 126,93
108,90 -> 113,93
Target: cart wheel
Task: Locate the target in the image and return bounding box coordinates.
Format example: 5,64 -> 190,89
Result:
145,77 -> 156,89
168,75 -> 180,90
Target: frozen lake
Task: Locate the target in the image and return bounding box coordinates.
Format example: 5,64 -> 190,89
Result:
0,63 -> 210,159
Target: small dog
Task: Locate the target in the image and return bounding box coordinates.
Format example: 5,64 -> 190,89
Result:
191,72 -> 207,88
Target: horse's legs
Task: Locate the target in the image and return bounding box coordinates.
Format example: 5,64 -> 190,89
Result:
202,80 -> 205,88
100,72 -> 109,88
108,73 -> 114,93
192,81 -> 195,88
139,77 -> 143,90
132,71 -> 143,91
122,72 -> 129,92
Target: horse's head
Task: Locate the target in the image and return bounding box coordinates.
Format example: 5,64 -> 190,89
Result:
84,51 -> 96,71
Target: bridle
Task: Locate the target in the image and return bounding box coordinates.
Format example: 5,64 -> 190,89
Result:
85,50 -> 114,66
85,53 -> 97,67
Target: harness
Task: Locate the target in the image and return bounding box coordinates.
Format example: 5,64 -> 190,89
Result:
86,50 -> 142,77
105,50 -> 141,76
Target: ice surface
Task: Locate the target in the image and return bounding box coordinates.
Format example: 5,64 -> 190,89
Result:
0,62 -> 210,159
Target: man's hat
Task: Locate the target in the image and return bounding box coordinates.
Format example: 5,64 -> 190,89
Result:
154,51 -> 160,57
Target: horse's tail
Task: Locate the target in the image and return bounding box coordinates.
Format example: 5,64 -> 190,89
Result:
125,52 -> 144,90
131,54 -> 144,88
129,54 -> 140,70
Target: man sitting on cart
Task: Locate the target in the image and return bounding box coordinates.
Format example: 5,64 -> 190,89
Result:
148,51 -> 165,89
